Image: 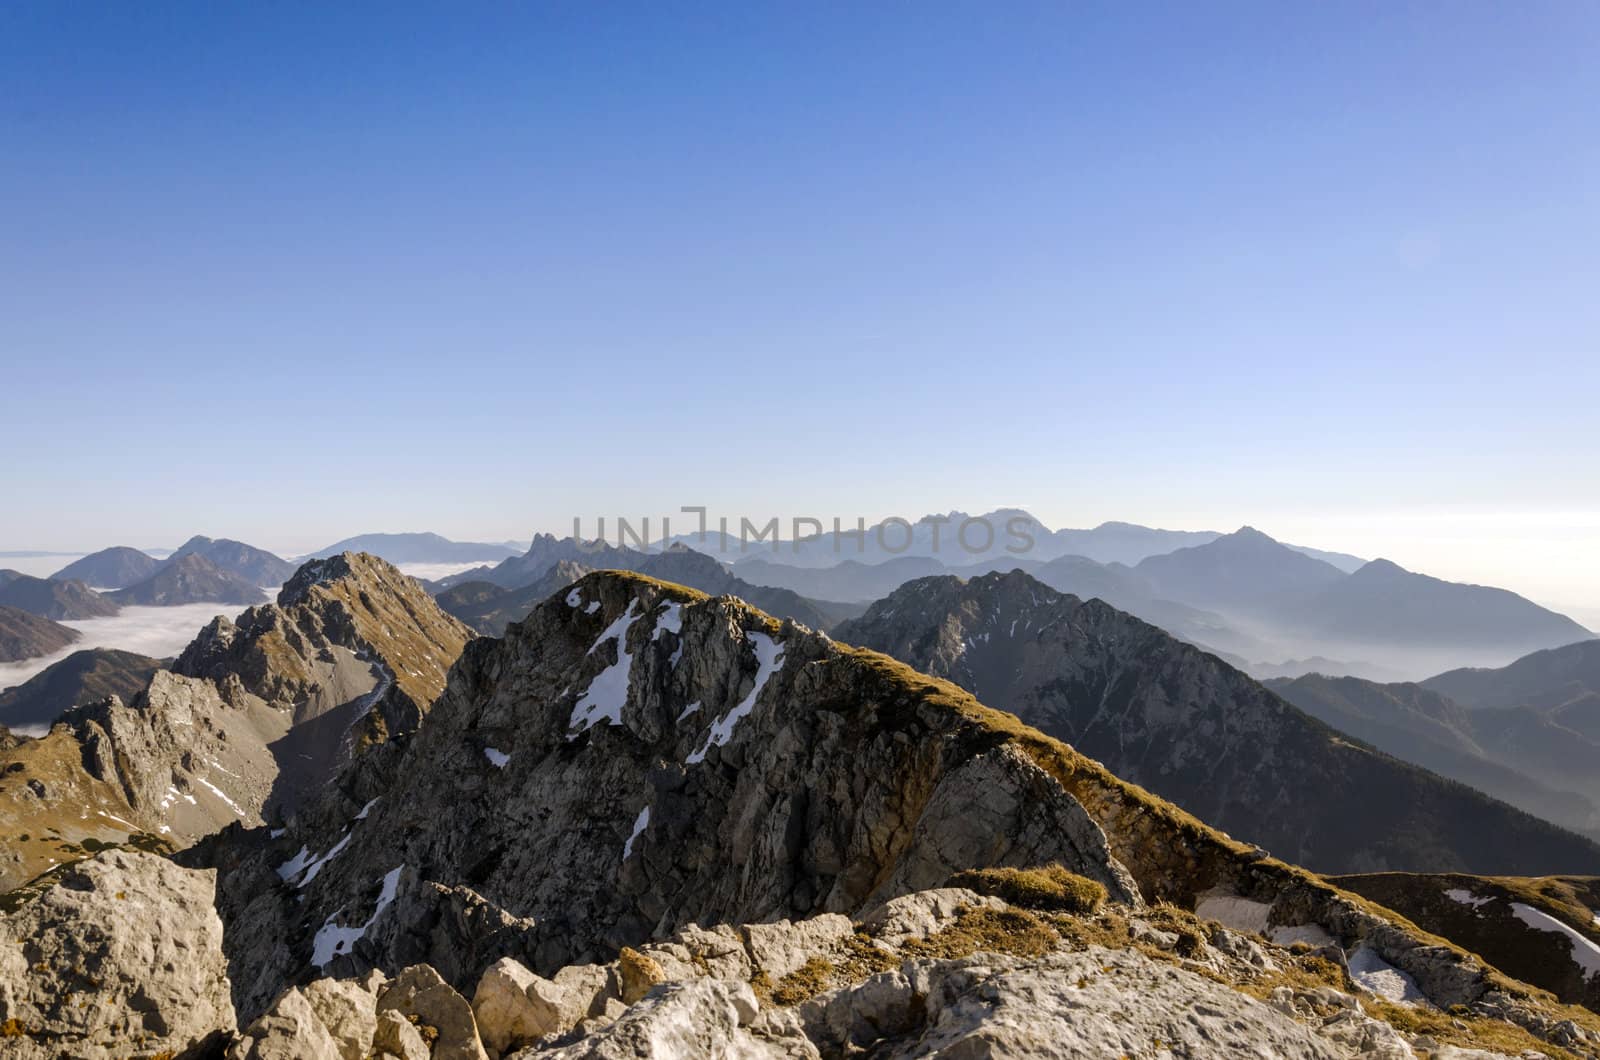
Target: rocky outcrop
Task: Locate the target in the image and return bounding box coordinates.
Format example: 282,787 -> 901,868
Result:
0,605 -> 77,664
177,551 -> 474,752
835,569 -> 1600,876
204,876 -> 1600,1057
0,849 -> 233,1058
201,571 -> 1141,1022
0,552 -> 472,891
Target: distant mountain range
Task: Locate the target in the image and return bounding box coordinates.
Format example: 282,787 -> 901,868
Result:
168,535 -> 296,586
834,569 -> 1600,875
713,521 -> 1590,679
1269,640 -> 1600,840
1134,529 -> 1591,676
25,515 -> 1590,680
670,509 -> 1367,570
436,544 -> 864,634
37,536 -> 297,607
304,532 -> 522,565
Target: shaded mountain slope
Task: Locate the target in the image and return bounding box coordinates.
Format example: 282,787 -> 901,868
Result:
0,606 -> 78,664
1426,639 -> 1600,711
0,573 -> 118,620
833,570 -> 1600,876
1270,672 -> 1600,839
109,552 -> 268,606
0,648 -> 162,728
168,535 -> 297,586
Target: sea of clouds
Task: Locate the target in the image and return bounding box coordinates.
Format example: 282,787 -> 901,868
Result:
0,601 -> 250,698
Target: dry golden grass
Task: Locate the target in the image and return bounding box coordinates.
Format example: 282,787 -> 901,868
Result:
948,864 -> 1107,914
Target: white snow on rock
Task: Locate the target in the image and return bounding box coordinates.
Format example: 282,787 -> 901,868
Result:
312,865 -> 404,967
1347,945 -> 1426,1004
568,600 -> 643,737
276,846 -> 313,882
484,747 -> 510,768
585,600 -> 601,614
1445,888 -> 1493,910
1509,902 -> 1600,979
653,601 -> 683,640
355,798 -> 379,820
687,632 -> 785,765
566,588 -> 583,607
623,806 -> 651,860
295,832 -> 353,888
1195,892 -> 1273,936
197,776 -> 246,817
677,700 -> 701,722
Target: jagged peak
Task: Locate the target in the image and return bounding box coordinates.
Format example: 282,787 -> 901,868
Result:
276,551 -> 408,607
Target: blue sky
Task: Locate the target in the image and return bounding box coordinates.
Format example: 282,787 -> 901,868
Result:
2,3 -> 1597,608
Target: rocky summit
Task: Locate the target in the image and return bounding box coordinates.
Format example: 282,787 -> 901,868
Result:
3,569 -> 1600,1059
0,552 -> 472,892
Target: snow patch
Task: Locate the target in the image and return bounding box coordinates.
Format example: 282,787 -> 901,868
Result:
622,806 -> 650,860
276,846 -> 313,882
311,865 -> 404,967
354,798 -> 379,820
1445,888 -> 1492,910
1347,945 -> 1426,1004
1509,903 -> 1600,979
585,601 -> 601,614
677,700 -> 701,722
484,747 -> 510,768
1195,892 -> 1273,936
566,588 -> 583,607
197,776 -> 246,817
568,600 -> 643,737
686,632 -> 785,765
294,832 -> 352,888
653,601 -> 683,639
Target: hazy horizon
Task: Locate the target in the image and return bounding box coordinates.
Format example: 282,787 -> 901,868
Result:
4,505 -> 1597,625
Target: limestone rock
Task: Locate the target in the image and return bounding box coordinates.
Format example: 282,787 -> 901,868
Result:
373,1007 -> 432,1060
229,987 -> 343,1060
744,914 -> 855,980
521,978 -> 799,1060
0,849 -> 233,1059
305,974 -> 385,1060
377,963 -> 489,1060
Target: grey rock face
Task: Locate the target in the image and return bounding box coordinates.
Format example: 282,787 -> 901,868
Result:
0,849 -> 234,1059
208,571 -> 1139,1021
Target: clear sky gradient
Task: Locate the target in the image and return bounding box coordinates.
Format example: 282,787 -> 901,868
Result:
2,3 -> 1596,611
